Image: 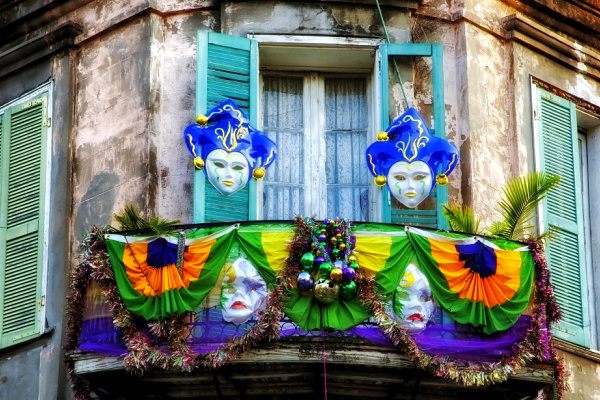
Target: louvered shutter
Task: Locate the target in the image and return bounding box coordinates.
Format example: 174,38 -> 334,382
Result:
0,93 -> 48,348
193,32 -> 258,223
379,44 -> 448,228
536,87 -> 590,347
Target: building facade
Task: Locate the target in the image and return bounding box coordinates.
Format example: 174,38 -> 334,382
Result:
0,0 -> 599,398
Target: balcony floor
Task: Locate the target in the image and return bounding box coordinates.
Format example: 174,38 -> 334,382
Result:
70,338 -> 554,400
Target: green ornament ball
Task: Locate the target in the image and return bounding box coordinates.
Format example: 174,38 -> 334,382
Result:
300,252 -> 315,270
349,262 -> 359,270
340,281 -> 358,299
319,262 -> 332,277
331,248 -> 340,260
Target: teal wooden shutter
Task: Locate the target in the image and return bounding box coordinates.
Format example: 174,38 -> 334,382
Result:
0,93 -> 48,348
194,31 -> 258,223
379,44 -> 448,229
536,87 -> 590,347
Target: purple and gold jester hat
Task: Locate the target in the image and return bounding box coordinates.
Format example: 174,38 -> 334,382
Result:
184,99 -> 277,196
365,108 -> 458,208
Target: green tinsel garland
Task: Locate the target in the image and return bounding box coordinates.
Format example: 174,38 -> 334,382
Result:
64,219 -> 568,399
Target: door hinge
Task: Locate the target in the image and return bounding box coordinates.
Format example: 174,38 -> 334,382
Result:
46,118 -> 51,127
533,110 -> 541,121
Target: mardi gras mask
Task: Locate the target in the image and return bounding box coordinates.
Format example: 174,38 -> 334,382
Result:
392,264 -> 435,334
220,257 -> 267,325
184,99 -> 277,196
366,108 -> 458,208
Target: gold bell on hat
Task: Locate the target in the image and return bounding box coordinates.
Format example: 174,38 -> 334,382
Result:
253,167 -> 266,179
195,114 -> 209,126
375,175 -> 387,187
436,173 -> 449,186
194,157 -> 205,170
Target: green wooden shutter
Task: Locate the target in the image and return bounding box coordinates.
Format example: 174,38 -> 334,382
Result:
194,31 -> 258,223
379,44 -> 448,229
536,87 -> 590,347
0,93 -> 48,348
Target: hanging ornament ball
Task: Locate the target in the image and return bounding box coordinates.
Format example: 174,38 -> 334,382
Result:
314,278 -> 339,303
252,167 -> 266,180
319,262 -> 332,277
318,234 -> 327,242
321,223 -> 327,229
300,253 -> 316,271
334,228 -> 341,234
375,175 -> 387,187
330,268 -> 343,283
342,267 -> 356,281
329,220 -> 335,226
339,243 -> 346,251
311,243 -> 316,250
337,238 -> 343,244
335,233 -> 342,238
196,114 -> 209,126
436,173 -> 449,186
333,223 -> 339,229
349,261 -> 359,270
377,131 -> 389,141
320,229 -> 326,235
296,271 -> 315,292
315,256 -> 326,267
333,260 -> 345,270
193,157 -> 205,170
330,237 -> 337,245
331,248 -> 341,260
340,281 -> 358,299
324,220 -> 330,225
348,255 -> 358,264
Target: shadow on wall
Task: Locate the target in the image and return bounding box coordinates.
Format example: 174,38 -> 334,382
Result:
74,172 -> 119,240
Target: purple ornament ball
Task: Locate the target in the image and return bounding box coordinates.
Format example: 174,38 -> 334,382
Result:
296,272 -> 315,292
342,267 -> 356,281
318,234 -> 327,242
315,256 -> 326,266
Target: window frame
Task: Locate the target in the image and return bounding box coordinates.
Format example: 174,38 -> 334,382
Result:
258,70 -> 376,221
0,82 -> 52,348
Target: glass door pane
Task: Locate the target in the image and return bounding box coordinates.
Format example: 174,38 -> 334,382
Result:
325,78 -> 369,221
262,76 -> 305,220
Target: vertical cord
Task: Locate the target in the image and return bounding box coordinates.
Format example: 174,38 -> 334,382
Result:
322,316 -> 328,400
375,0 -> 411,111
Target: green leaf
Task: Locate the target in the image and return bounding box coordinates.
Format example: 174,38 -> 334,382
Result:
109,205 -> 180,235
441,203 -> 481,234
487,172 -> 560,241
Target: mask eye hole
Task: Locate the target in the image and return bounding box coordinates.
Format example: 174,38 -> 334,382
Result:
393,175 -> 407,181
232,165 -> 245,171
413,174 -> 427,181
213,161 -> 226,168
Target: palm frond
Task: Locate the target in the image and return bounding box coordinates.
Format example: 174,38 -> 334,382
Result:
492,172 -> 560,241
441,203 -> 481,234
109,205 -> 180,235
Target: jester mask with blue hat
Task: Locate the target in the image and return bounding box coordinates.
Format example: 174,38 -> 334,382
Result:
366,108 -> 458,208
184,99 -> 277,196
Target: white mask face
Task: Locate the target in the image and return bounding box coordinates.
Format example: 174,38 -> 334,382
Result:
392,264 -> 435,334
205,150 -> 249,196
220,257 -> 267,325
387,161 -> 433,208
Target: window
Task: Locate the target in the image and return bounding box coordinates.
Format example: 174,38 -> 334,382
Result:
193,32 -> 448,227
0,85 -> 50,348
260,74 -> 370,221
533,85 -> 598,347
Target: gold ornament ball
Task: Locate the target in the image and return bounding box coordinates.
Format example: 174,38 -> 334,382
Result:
377,131 -> 389,141
335,233 -> 342,238
196,114 -> 209,126
194,157 -> 205,170
299,288 -> 314,297
253,167 -> 266,180
339,243 -> 346,250
436,173 -> 449,186
329,220 -> 335,226
348,255 -> 358,263
375,175 -> 387,187
330,268 -> 343,283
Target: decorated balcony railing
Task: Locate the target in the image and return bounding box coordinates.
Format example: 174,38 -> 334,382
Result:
65,219 -> 564,399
